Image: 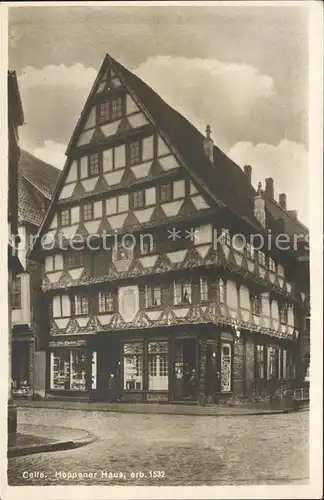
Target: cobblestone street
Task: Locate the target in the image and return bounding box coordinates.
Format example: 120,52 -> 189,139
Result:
8,408 -> 309,486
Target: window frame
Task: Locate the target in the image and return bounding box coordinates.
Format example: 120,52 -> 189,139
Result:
82,202 -> 94,222
255,344 -> 265,379
88,152 -> 101,177
98,290 -> 115,314
99,96 -> 124,125
145,285 -> 162,308
257,251 -> 266,267
200,277 -> 209,302
251,294 -> 262,316
269,257 -> 277,272
65,252 -> 84,269
173,280 -> 192,305
159,183 -> 173,203
74,294 -> 90,316
131,189 -> 145,210
60,208 -> 71,227
128,139 -> 142,166
279,304 -> 288,325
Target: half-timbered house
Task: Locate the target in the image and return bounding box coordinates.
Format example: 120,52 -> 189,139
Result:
30,54 -> 309,404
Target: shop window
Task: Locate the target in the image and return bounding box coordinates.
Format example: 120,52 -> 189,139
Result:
12,277 -> 21,309
219,278 -> 226,304
74,295 -> 89,316
148,341 -> 168,391
83,203 -> 93,221
66,252 -> 84,269
159,183 -> 173,203
251,295 -> 262,316
173,281 -> 192,305
200,277 -> 209,302
50,350 -> 87,391
88,153 -> 101,177
145,286 -> 162,308
60,209 -> 70,227
131,189 -> 145,209
123,342 -> 143,391
98,291 -> 114,313
267,346 -> 278,379
128,139 -> 142,166
256,344 -> 265,379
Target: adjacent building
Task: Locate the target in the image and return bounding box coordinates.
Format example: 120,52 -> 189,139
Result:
12,151 -> 60,398
30,54 -> 309,404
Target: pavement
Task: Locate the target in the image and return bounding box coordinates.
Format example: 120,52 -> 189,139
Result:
13,397 -> 309,417
8,423 -> 96,458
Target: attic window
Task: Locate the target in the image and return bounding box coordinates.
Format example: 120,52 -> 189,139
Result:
159,183 -> 173,203
99,97 -> 123,124
128,139 -> 142,166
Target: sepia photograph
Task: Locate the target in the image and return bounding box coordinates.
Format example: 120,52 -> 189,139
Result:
1,1 -> 323,499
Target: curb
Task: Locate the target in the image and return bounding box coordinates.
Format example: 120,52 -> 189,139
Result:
13,401 -> 309,418
8,431 -> 96,458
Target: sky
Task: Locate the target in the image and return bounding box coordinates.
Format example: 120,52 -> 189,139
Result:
9,3 -> 309,224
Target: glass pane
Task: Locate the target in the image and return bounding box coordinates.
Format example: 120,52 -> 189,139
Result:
123,354 -> 143,390
70,350 -> 87,390
50,351 -> 70,390
123,342 -> 143,354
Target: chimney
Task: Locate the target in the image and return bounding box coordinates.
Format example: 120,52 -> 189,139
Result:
279,193 -> 287,210
265,177 -> 274,199
253,182 -> 266,228
288,209 -> 298,219
203,124 -> 214,162
244,165 -> 252,184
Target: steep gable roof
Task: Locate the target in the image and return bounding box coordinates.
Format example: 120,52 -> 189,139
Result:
30,53 -> 295,257
18,150 -> 60,227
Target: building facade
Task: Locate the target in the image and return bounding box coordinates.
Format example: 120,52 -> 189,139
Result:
30,54 -> 309,404
12,151 -> 60,398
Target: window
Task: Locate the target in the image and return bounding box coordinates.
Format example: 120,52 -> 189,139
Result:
99,97 -> 123,124
66,252 -> 84,269
74,295 -> 89,316
129,139 -> 142,166
221,229 -> 231,246
140,237 -> 156,256
123,343 -> 143,391
60,209 -> 70,227
83,203 -> 93,221
45,254 -> 63,272
246,243 -> 255,259
200,277 -> 209,301
88,153 -> 101,177
256,345 -> 265,378
278,348 -> 288,380
98,291 -> 114,313
145,286 -> 162,308
173,281 -> 192,305
251,295 -> 262,316
258,251 -> 266,267
50,349 -> 87,391
219,279 -> 226,303
159,183 -> 173,203
111,97 -> 123,120
131,190 -> 145,209
99,101 -> 111,124
279,305 -> 288,324
269,257 -> 276,272
148,341 -> 168,391
267,346 -> 278,379
52,295 -> 71,318
12,277 -> 21,309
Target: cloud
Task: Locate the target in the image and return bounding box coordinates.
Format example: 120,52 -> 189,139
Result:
19,64 -> 97,89
135,56 -> 275,151
31,140 -> 67,170
228,139 -> 309,225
